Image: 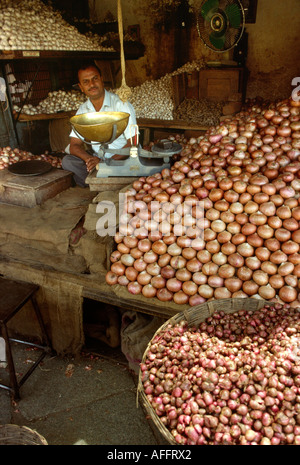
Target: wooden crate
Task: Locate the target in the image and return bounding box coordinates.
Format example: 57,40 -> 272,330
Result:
0,168 -> 72,208
171,73 -> 187,108
172,67 -> 245,115
199,67 -> 244,103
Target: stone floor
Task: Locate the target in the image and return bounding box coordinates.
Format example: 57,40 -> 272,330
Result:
0,339 -> 167,446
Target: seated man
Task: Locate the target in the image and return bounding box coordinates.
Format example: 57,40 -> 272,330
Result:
62,62 -> 137,187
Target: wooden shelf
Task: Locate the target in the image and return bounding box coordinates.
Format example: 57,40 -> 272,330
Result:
15,111 -> 76,122
0,45 -> 144,61
14,113 -> 211,130
137,118 -> 209,132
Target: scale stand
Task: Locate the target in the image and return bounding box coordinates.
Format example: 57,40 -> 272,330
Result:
70,114 -> 182,178
95,125 -> 182,178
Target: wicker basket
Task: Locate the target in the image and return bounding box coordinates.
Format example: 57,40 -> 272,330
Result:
0,425 -> 48,445
137,297 -> 271,445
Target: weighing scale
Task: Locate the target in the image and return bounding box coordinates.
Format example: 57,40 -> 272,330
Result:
70,111 -> 182,178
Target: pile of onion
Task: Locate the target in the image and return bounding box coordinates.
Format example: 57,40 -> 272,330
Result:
140,303 -> 300,445
0,146 -> 62,170
106,96 -> 300,307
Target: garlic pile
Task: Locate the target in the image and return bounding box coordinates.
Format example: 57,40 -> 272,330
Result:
125,60 -> 207,120
0,146 -> 62,170
128,74 -> 174,120
174,98 -> 223,126
0,0 -> 115,51
13,90 -> 86,115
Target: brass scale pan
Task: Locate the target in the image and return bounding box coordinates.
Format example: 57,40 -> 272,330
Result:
69,111 -> 130,144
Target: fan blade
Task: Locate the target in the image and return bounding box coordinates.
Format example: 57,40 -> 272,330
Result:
209,32 -> 226,50
201,0 -> 219,20
225,3 -> 242,28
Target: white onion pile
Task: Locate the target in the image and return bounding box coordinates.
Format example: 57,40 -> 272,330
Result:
124,60 -> 206,120
140,302 -> 300,445
106,97 -> 300,307
0,146 -> 62,170
0,0 -> 114,51
13,90 -> 86,115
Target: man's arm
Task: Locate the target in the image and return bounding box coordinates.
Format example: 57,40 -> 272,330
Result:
69,137 -> 99,172
111,139 -> 131,160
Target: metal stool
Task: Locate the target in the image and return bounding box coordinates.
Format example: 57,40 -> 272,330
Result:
0,276 -> 52,400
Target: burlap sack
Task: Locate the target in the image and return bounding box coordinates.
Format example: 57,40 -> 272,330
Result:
120,311 -> 165,374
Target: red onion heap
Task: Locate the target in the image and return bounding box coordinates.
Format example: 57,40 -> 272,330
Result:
140,303 -> 300,445
106,97 -> 300,306
0,146 -> 62,170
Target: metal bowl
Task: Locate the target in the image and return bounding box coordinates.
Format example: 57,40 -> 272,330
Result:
70,111 -> 130,144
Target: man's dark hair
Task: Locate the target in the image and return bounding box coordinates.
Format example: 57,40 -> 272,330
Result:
77,62 -> 102,80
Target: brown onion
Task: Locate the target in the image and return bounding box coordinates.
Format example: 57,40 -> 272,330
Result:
267,216 -> 282,229
173,290 -> 189,305
278,262 -> 294,276
228,253 -> 244,268
198,284 -> 214,298
166,278 -> 182,293
260,261 -> 278,275
255,247 -> 271,261
275,228 -> 291,242
269,274 -> 285,289
202,262 -> 219,276
156,288 -> 173,301
221,242 -> 236,255
245,256 -> 261,271
127,281 -> 142,295
137,271 -> 152,285
258,284 -> 276,299
247,233 -> 264,248
270,250 -> 288,264
105,271 -> 118,285
224,277 -> 242,292
197,250 -> 211,263
111,261 -> 126,276
237,243 -> 254,257
242,280 -> 259,296
282,240 -> 299,255
279,286 -> 298,303
237,266 -> 253,281
214,287 -> 232,299
253,270 -> 269,286
176,268 -> 192,282
142,284 -> 157,298
218,264 -> 236,278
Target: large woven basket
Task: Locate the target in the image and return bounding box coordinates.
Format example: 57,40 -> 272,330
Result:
0,425 -> 48,445
137,297 -> 271,445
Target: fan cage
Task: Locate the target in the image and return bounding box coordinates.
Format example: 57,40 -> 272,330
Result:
196,0 -> 245,52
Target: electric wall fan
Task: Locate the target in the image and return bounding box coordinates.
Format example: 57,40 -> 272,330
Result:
196,0 -> 245,52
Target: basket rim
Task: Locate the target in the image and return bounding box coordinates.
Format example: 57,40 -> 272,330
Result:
0,424 -> 48,445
